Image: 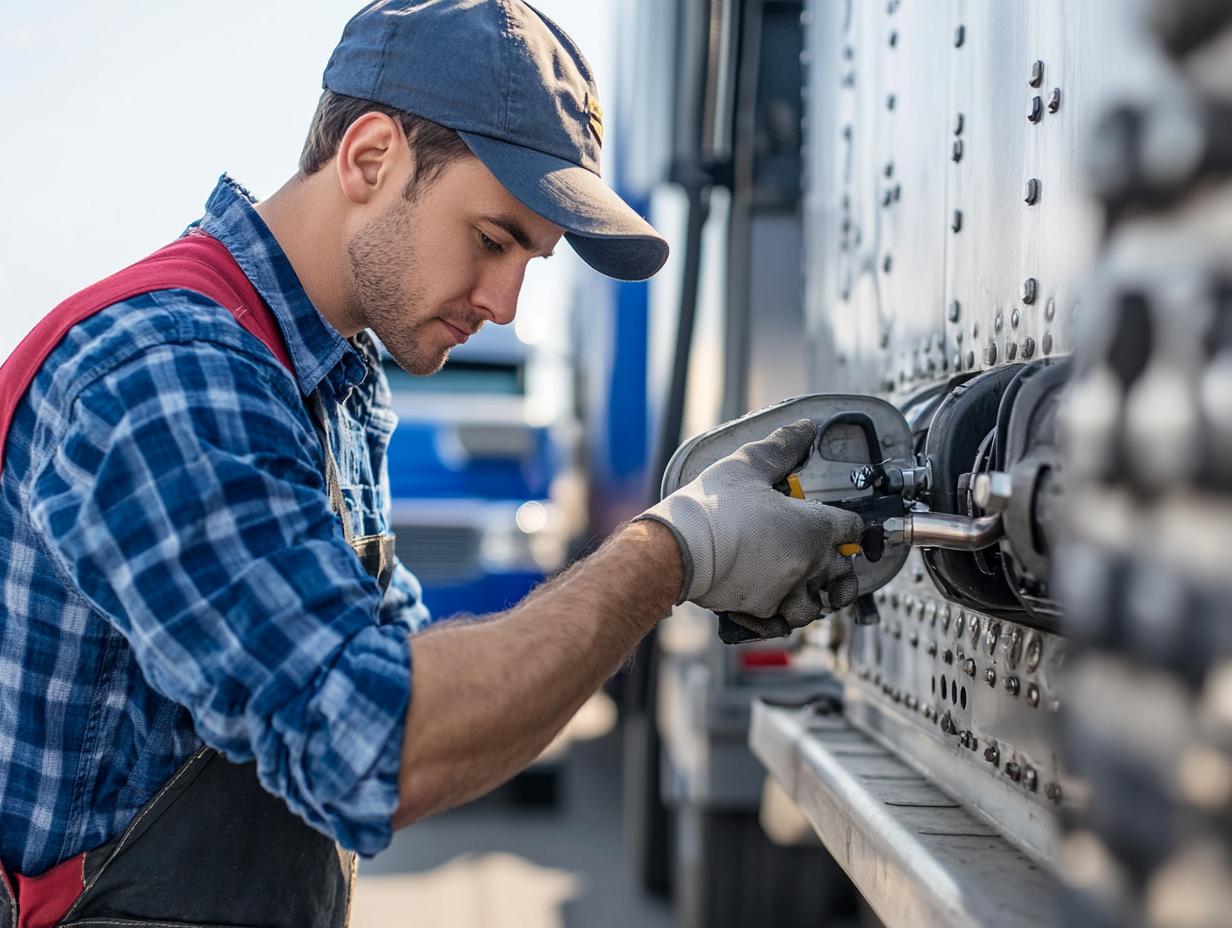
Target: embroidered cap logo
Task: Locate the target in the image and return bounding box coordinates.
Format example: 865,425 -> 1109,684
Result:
585,92 -> 604,147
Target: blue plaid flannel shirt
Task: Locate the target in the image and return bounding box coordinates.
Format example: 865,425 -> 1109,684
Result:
0,176 -> 433,877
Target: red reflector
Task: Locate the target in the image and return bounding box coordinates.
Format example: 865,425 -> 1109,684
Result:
738,649 -> 791,669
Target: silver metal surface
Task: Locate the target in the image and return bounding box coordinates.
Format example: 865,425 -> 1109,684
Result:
802,0 -> 1148,396
750,701 -> 1061,928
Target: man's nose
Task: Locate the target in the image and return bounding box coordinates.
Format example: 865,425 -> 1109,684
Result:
471,262 -> 527,326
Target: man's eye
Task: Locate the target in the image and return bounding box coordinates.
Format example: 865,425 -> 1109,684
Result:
480,233 -> 503,253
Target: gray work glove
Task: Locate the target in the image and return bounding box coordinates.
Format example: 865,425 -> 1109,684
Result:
636,419 -> 864,639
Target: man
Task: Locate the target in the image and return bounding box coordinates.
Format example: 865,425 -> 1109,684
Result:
0,2 -> 861,925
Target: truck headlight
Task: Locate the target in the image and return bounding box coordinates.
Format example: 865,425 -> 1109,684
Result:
479,501 -> 567,573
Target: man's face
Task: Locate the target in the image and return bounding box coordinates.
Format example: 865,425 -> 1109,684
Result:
346,155 -> 564,375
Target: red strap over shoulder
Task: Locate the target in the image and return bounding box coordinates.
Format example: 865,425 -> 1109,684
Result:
0,232 -> 294,477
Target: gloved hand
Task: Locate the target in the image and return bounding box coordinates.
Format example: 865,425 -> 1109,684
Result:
635,419 -> 864,639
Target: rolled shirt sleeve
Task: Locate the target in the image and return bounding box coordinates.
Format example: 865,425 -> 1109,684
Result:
28,336 -> 410,855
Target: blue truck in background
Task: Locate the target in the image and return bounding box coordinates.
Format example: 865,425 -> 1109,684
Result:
382,322 -> 583,621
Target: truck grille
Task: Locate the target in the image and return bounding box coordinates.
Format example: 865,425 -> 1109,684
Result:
394,525 -> 482,585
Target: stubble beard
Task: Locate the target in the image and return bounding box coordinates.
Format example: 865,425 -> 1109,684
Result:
347,197 -> 446,376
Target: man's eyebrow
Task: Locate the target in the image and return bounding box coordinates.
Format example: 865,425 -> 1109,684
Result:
482,215 -> 556,258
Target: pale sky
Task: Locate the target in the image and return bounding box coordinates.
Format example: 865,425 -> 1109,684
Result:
0,0 -> 615,361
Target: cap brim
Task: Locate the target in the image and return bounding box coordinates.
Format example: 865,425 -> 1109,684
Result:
459,131 -> 669,281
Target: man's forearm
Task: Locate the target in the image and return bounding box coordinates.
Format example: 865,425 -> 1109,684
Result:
392,519 -> 681,828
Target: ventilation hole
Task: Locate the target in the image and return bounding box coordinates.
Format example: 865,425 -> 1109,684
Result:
931,676 -> 937,695
960,686 -> 968,709
941,675 -> 949,702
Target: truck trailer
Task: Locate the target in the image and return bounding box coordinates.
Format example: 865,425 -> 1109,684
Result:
605,1 -> 1232,926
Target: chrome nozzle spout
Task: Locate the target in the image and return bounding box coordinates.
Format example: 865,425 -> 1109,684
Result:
883,512 -> 1004,551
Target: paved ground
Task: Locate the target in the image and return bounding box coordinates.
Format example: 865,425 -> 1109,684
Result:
352,705 -> 676,928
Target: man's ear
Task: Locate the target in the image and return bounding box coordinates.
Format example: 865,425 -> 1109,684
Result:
335,112 -> 407,205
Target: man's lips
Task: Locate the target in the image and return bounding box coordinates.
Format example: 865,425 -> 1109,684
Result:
440,319 -> 472,345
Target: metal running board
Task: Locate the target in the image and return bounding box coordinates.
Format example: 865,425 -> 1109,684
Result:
749,700 -> 1060,928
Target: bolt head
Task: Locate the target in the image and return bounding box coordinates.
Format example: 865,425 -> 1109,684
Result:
1048,88 -> 1061,113
1006,341 -> 1018,361
1029,60 -> 1044,88
952,210 -> 963,233
1005,676 -> 1020,695
972,471 -> 1013,512
1029,96 -> 1043,123
1026,684 -> 1041,707
952,139 -> 964,163
948,299 -> 961,322
984,744 -> 1000,765
1024,178 -> 1041,205
1005,762 -> 1022,782
1043,331 -> 1054,355
1021,336 -> 1037,360
1024,767 -> 1038,791
985,667 -> 997,686
954,24 -> 966,47
1046,783 -> 1063,803
985,341 -> 998,366
1022,278 -> 1038,304
962,658 -> 977,678
954,112 -> 965,136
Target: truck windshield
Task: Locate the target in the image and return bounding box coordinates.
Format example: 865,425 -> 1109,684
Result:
383,360 -> 525,396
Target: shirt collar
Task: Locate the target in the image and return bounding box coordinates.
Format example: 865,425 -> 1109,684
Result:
190,175 -> 367,397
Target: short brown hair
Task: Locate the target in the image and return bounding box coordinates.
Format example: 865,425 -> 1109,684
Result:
299,90 -> 473,199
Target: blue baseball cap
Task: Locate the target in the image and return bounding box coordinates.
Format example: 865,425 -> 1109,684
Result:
323,0 -> 669,281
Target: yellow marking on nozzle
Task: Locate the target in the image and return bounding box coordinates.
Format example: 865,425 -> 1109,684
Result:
838,543 -> 862,558
786,473 -> 806,499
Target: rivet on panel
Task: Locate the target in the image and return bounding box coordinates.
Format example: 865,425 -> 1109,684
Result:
1022,278 -> 1038,304
1006,341 -> 1018,361
1046,298 -> 1057,321
952,209 -> 963,233
1029,60 -> 1044,88
949,300 -> 962,322
952,140 -> 964,163
1026,636 -> 1043,673
985,667 -> 997,687
954,112 -> 965,136
954,24 -> 966,47
1024,178 -> 1041,205
1021,336 -> 1036,360
1011,308 -> 1021,329
985,340 -> 998,366
1028,96 -> 1043,123
1043,331 -> 1054,355
1048,88 -> 1062,113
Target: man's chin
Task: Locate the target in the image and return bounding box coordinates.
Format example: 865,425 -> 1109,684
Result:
393,347 -> 450,377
